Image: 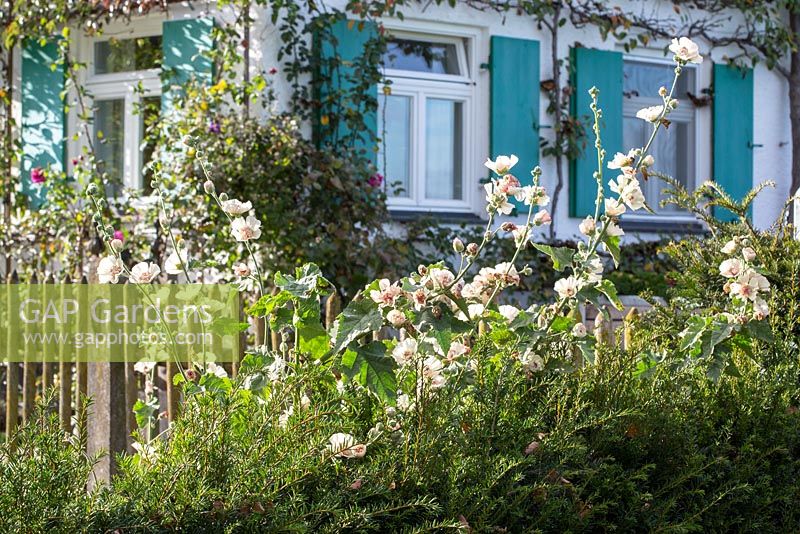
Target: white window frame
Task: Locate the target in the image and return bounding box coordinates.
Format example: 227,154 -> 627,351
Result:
379,24 -> 480,213
75,17 -> 163,192
621,54 -> 702,222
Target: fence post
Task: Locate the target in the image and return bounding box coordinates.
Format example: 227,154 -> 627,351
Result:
58,274 -> 73,432
623,307 -> 639,351
75,275 -> 88,447
5,271 -> 19,444
42,273 -> 55,392
22,272 -> 37,422
325,292 -> 341,330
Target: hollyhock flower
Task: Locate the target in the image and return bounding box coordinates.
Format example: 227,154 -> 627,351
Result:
730,270 -> 770,301
641,155 -> 655,167
426,267 -> 455,289
397,393 -> 413,411
97,255 -> 124,284
533,210 -> 552,226
370,279 -> 404,308
231,215 -> 262,241
636,105 -> 665,123
221,198 -> 253,216
392,338 -> 417,366
113,229 -> 125,241
461,282 -> 485,302
606,220 -> 624,237
520,348 -> 544,373
620,184 -> 646,211
130,262 -> 161,284
422,356 -> 444,380
753,297 -> 770,320
134,361 -> 156,374
484,154 -> 519,175
484,183 -> 515,215
604,198 -> 626,217
669,37 -> 703,64
719,258 -> 743,278
409,288 -> 427,310
278,406 -> 294,428
609,173 -> 639,196
30,167 -> 46,184
164,249 -> 189,275
579,216 -> 596,236
446,341 -> 470,362
493,262 -> 521,286
721,240 -> 738,255
742,247 -> 757,262
368,173 -> 383,188
572,323 -> 587,338
498,305 -> 521,323
587,257 -> 604,282
185,369 -> 198,382
466,303 -> 486,320
512,225 -> 529,247
206,362 -> 228,378
554,276 -> 582,299
386,309 -> 406,328
233,263 -> 251,277
608,150 -> 634,170
497,174 -> 521,195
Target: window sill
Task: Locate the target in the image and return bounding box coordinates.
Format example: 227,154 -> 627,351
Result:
620,217 -> 706,234
389,209 -> 483,224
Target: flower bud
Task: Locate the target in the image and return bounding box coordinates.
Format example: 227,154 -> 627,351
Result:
417,264 -> 428,276
203,180 -> 215,194
572,323 -> 587,338
452,237 -> 465,253
185,369 -> 198,382
641,155 -> 655,167
218,192 -> 229,202
501,222 -> 517,232
658,86 -> 668,97
86,183 -> 98,196
466,243 -> 479,256
669,98 -> 679,109
742,247 -> 756,262
521,266 -> 533,276
110,238 -> 123,252
386,309 -> 406,328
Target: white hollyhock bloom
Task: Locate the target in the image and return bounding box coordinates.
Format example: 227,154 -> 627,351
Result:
669,37 -> 703,64
719,258 -> 743,278
604,198 -> 627,217
609,173 -> 639,196
133,361 -> 156,374
587,257 -> 604,282
422,356 -> 444,380
484,154 -> 519,175
392,338 -> 417,367
753,297 -> 770,320
279,406 -> 293,428
233,263 -> 251,277
641,154 -> 655,167
606,220 -> 625,237
721,240 -> 738,255
130,262 -> 161,284
572,323 -> 587,338
427,267 -> 455,289
742,247 -> 757,262
461,282 -> 485,302
533,210 -> 552,226
132,441 -> 158,462
467,303 -> 486,320
206,362 -> 228,378
484,183 -> 515,215
386,309 -> 406,327
578,216 -> 596,236
620,184 -> 647,211
231,215 -> 262,242
520,348 -> 544,373
97,255 -> 124,284
370,279 -> 403,308
446,341 -> 470,362
608,151 -> 634,170
554,276 -> 583,299
164,249 -> 189,276
636,105 -> 665,123
498,305 -> 521,323
730,270 -> 770,301
220,198 -> 253,215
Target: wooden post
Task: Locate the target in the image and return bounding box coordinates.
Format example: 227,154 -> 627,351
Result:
123,281 -> 137,450
41,273 -> 55,392
623,307 -> 638,351
325,292 -> 341,330
58,275 -> 73,432
5,271 -> 19,443
22,272 -> 37,422
166,362 -> 180,423
270,286 -> 281,351
75,275 -> 89,448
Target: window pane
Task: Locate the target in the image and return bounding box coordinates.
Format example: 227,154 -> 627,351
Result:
425,99 -> 462,200
95,99 -> 125,196
624,61 -> 692,99
95,36 -> 162,74
383,39 -> 460,75
378,94 -> 412,197
139,96 -> 161,195
623,116 -> 690,213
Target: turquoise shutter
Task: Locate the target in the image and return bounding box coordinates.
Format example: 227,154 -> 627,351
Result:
21,40 -> 66,208
161,18 -> 215,113
314,19 -> 377,162
713,63 -> 753,221
569,47 -> 623,218
490,36 -> 540,205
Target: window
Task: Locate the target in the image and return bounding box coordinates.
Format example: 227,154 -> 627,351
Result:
85,32 -> 162,195
378,34 -> 473,211
623,58 -> 696,216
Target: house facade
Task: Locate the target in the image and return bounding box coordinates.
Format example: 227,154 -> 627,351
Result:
16,1 -> 792,241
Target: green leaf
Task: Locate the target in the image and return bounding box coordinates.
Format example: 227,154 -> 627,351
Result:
132,397 -> 159,431
595,279 -> 623,310
209,317 -> 249,336
275,263 -> 331,298
329,297 -> 383,355
533,243 -> 575,271
298,321 -> 329,360
339,340 -> 397,403
550,315 -> 574,333
602,234 -> 622,267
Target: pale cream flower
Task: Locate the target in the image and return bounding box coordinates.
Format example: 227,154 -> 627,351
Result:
533,209 -> 552,226
386,309 -> 406,328
133,361 -> 156,374
578,216 -> 596,236
164,249 -> 189,276
220,198 -> 253,216
730,270 -> 770,301
621,185 -> 647,211
604,198 -> 627,217
636,105 -> 665,123
206,362 -> 228,378
608,151 -> 634,170
498,305 -> 521,323
606,220 -> 624,237
742,247 -> 757,262
446,341 -> 470,362
97,255 -> 124,284
753,297 -> 770,320
719,258 -> 743,278
669,37 -> 703,64
554,276 -> 583,299
572,323 -> 587,338
327,433 -> 367,458
370,279 -> 404,308
231,215 -> 262,242
721,240 -> 738,255
520,348 -> 544,373
484,154 -> 519,175
130,262 -> 161,284
391,338 -> 417,366
233,263 -> 251,277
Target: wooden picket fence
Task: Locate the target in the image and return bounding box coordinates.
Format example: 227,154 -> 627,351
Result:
0,271 -> 649,482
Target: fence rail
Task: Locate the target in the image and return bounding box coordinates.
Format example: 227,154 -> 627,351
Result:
0,272 -> 648,482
